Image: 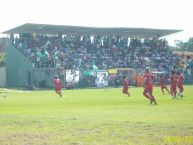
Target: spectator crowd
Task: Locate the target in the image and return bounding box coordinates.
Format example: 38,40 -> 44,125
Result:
12,33 -> 181,72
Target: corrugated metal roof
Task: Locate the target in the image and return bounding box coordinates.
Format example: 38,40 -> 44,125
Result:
2,23 -> 182,37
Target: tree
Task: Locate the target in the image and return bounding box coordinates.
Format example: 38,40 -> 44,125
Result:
185,37 -> 193,51
174,37 -> 193,51
174,40 -> 185,50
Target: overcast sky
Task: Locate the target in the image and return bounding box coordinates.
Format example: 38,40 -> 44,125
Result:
0,0 -> 193,45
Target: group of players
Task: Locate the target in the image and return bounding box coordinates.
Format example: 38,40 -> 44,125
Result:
53,67 -> 184,105
122,67 -> 185,105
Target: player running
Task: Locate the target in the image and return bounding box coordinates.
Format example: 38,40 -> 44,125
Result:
122,76 -> 130,96
143,67 -> 157,105
170,71 -> 178,99
177,72 -> 184,98
159,74 -> 170,95
53,75 -> 63,97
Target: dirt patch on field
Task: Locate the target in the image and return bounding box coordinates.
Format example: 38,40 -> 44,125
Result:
0,132 -> 51,145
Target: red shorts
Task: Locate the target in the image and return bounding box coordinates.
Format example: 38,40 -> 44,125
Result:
144,85 -> 153,91
161,85 -> 167,89
170,85 -> 176,92
55,86 -> 61,91
123,86 -> 128,93
178,85 -> 184,92
144,85 -> 153,95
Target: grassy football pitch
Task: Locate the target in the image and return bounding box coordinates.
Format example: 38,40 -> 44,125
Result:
0,86 -> 193,145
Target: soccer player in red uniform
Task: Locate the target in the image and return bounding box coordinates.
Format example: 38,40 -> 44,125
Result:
170,71 -> 177,99
143,67 -> 157,105
53,75 -> 63,97
160,74 -> 170,95
122,76 -> 130,96
177,72 -> 184,98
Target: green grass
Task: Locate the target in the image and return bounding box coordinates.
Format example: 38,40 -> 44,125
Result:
0,86 -> 193,145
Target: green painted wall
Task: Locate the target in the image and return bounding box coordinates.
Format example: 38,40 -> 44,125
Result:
6,42 -> 32,87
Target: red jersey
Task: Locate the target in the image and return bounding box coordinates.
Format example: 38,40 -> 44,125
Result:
170,74 -> 177,86
123,78 -> 128,87
160,76 -> 166,86
177,75 -> 184,86
143,72 -> 154,87
54,79 -> 62,90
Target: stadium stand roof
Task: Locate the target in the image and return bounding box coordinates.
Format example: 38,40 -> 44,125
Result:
2,23 -> 182,37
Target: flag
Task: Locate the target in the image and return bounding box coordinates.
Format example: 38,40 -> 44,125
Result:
92,64 -> 98,71
83,70 -> 94,76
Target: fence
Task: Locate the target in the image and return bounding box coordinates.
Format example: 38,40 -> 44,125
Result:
19,68 -> 65,89
18,67 -> 138,89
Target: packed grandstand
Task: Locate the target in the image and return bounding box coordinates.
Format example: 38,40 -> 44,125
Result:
4,23 -> 193,88
12,33 -> 180,72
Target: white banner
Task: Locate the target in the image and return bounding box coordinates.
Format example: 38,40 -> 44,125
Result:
66,70 -> 80,83
95,71 -> 108,87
